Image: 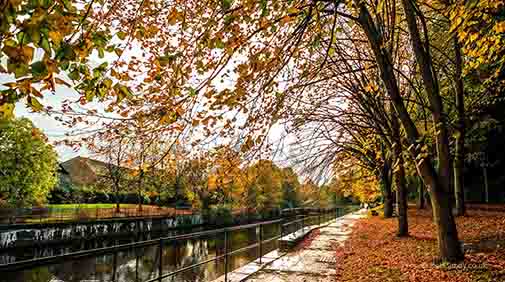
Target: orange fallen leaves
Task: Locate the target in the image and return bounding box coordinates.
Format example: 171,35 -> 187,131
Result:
293,229 -> 321,253
334,207 -> 505,282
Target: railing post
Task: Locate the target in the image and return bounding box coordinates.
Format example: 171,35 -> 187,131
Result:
112,251 -> 117,282
135,252 -> 139,282
224,230 -> 229,282
158,238 -> 163,282
259,224 -> 263,264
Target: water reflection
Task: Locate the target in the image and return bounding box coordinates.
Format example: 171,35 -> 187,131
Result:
2,224 -> 280,282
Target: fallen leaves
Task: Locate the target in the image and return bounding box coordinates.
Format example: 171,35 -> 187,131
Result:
334,207 -> 505,282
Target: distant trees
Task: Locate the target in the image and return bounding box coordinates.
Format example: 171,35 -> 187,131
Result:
93,133 -> 130,212
280,168 -> 301,209
0,118 -> 58,207
89,130 -> 343,212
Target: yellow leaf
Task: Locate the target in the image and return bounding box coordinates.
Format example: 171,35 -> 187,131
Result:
48,31 -> 63,45
287,7 -> 299,14
0,103 -> 15,119
495,21 -> 505,33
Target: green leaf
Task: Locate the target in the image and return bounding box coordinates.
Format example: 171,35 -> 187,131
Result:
31,61 -> 48,78
30,28 -> 40,45
221,0 -> 233,10
61,0 -> 71,9
117,31 -> 127,40
328,47 -> 335,56
28,96 -> 43,111
68,69 -> 80,80
98,47 -> 105,58
114,83 -> 132,102
16,31 -> 30,45
59,43 -> 76,61
97,62 -> 108,70
12,63 -> 29,78
61,60 -> 70,70
0,103 -> 15,119
85,90 -> 94,101
215,39 -> 225,49
188,87 -> 197,96
261,0 -> 268,16
40,37 -> 51,54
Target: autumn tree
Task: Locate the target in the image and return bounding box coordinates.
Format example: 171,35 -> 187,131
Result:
145,145 -> 177,207
354,0 -> 463,260
206,146 -> 244,206
331,159 -> 381,204
62,0 -> 505,262
448,0 -> 504,214
242,160 -> 283,212
91,131 -> 131,212
280,167 -> 301,209
0,0 -> 131,118
178,156 -> 212,210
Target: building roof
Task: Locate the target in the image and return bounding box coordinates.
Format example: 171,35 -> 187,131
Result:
60,156 -> 110,185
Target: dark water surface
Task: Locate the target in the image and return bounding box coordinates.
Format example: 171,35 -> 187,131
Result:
2,223 -> 281,282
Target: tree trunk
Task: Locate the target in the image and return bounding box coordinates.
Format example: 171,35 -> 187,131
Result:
381,165 -> 394,218
431,188 -> 463,262
116,196 -> 120,213
115,181 -> 120,213
417,179 -> 425,210
483,166 -> 489,203
397,0 -> 462,259
356,1 -> 463,262
392,114 -> 408,236
138,171 -> 144,212
453,36 -> 466,216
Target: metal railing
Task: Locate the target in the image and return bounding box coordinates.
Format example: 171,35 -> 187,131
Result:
2,206 -> 361,282
0,208 -> 348,281
0,205 -> 195,225
142,208 -> 340,282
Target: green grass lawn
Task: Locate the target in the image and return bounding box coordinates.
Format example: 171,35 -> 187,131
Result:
47,203 -> 138,209
21,203 -> 172,223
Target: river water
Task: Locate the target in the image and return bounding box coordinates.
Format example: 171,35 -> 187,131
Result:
1,222 -> 281,282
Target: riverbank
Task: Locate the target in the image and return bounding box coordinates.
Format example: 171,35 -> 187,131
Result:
334,207 -> 505,282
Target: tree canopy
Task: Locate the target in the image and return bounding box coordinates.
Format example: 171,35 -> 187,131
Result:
0,118 -> 58,207
2,0 -> 505,263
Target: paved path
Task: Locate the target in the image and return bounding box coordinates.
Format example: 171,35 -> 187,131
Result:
244,210 -> 367,282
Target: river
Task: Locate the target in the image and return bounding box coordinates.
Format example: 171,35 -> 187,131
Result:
1,222 -> 281,282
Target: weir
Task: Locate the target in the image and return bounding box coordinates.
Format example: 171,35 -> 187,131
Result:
0,214 -> 203,250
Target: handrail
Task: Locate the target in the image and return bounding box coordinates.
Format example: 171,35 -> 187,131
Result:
0,218 -> 284,272
143,210 -> 336,282
0,207 -> 351,282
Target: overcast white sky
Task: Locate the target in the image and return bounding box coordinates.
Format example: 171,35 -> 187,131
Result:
14,86 -> 90,162
3,35 -> 297,165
